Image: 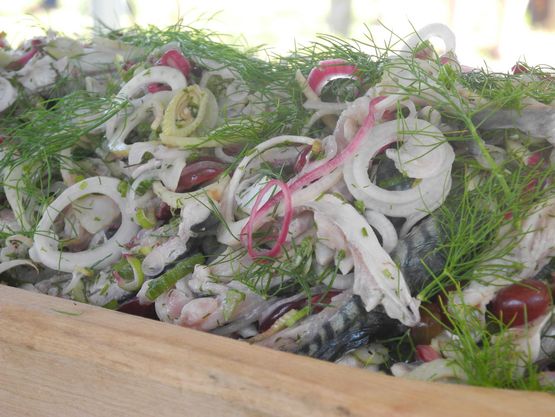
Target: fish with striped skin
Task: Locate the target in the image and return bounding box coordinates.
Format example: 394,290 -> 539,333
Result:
473,104 -> 555,142
294,215 -> 446,360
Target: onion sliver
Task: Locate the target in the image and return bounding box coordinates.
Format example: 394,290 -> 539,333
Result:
216,136 -> 317,246
220,135 -> 316,221
0,259 -> 38,275
242,179 -> 293,259
152,174 -> 230,210
343,118 -> 454,217
105,91 -> 174,155
31,177 -> 139,272
118,66 -> 187,99
307,59 -> 358,96
399,23 -> 456,57
252,98 -> 381,224
3,164 -> 31,230
364,210 -> 398,253
0,76 -> 17,113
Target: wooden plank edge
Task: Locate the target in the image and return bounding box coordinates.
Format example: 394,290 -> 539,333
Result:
0,284 -> 553,417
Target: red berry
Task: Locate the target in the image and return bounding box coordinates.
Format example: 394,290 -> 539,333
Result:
410,302 -> 445,345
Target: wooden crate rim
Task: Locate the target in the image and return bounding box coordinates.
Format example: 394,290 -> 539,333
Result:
0,284 -> 553,417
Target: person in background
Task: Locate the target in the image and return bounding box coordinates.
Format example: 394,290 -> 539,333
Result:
28,0 -> 134,31
528,0 -> 555,28
92,0 -> 133,30
328,0 -> 352,36
27,0 -> 58,13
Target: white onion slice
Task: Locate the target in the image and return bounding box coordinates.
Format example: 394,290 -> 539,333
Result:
105,91 -> 174,154
302,109 -> 342,134
220,135 -> 316,222
0,259 -> 38,275
118,66 -> 187,99
364,210 -> 398,253
72,195 -> 120,234
31,177 -> 139,272
0,76 -> 17,113
399,23 -> 456,57
3,164 -> 32,230
343,118 -> 454,217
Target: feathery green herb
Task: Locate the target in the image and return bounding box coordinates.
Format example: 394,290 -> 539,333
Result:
439,288 -> 555,392
0,91 -> 128,233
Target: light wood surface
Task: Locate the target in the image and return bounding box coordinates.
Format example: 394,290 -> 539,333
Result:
0,284 -> 553,417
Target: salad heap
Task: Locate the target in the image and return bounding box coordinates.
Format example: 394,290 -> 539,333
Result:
1,22 -> 555,392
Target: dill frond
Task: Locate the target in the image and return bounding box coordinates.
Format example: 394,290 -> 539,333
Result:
442,289 -> 555,392
460,65 -> 555,110
418,152 -> 555,301
231,236 -> 337,302
0,91 -> 128,233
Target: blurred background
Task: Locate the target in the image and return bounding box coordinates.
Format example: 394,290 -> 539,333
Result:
1,0 -> 555,71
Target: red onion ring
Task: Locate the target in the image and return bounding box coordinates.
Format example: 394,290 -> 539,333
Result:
252,97 -> 382,223
242,179 -> 293,259
159,49 -> 192,77
307,58 -> 358,95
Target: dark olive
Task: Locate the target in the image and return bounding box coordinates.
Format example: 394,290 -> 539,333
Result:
155,202 -> 172,221
117,297 -> 158,320
489,278 -> 551,327
258,291 -> 340,332
410,302 -> 445,345
175,161 -> 225,193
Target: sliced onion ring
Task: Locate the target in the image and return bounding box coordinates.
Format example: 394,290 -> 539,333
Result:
343,118 -> 454,217
31,177 -> 139,272
242,179 -> 293,259
399,23 -> 456,57
252,97 -> 381,224
307,59 -> 358,96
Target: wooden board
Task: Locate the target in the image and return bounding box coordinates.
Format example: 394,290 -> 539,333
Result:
0,284 -> 553,417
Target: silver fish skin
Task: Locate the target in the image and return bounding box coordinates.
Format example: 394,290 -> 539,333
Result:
390,215 -> 446,295
473,104 -> 555,141
295,215 -> 445,360
372,157 -> 413,192
296,297 -> 405,361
